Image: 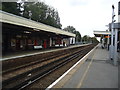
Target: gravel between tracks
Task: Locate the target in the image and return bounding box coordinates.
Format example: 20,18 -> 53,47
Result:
2,53 -> 70,81
2,47 -> 83,71
2,47 -> 84,81
24,46 -> 94,89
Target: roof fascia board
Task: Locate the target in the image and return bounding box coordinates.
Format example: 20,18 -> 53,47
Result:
93,31 -> 111,35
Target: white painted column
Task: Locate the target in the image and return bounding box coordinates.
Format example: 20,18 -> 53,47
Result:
50,38 -> 52,47
70,38 -> 72,44
73,38 -> 75,44
114,29 -> 118,65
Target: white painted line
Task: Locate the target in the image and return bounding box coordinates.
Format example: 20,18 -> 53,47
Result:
46,45 -> 98,89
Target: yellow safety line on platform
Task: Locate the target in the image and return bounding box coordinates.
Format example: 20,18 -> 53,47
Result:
76,49 -> 96,88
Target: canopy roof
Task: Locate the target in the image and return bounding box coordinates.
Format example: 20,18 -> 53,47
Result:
0,10 -> 75,37
93,31 -> 111,37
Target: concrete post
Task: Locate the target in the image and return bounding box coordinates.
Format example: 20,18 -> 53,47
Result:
114,29 -> 118,65
110,23 -> 114,60
110,5 -> 115,60
107,35 -> 109,50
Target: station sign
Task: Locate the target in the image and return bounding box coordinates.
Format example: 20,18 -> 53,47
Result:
105,36 -> 109,38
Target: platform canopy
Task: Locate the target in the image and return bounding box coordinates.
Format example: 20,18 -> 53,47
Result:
0,10 -> 75,37
93,31 -> 111,37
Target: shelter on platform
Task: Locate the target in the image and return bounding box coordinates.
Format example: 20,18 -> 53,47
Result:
94,31 -> 111,49
0,10 -> 75,54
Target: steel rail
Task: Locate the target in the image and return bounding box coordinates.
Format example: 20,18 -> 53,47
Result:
2,51 -> 68,74
2,46 -> 84,75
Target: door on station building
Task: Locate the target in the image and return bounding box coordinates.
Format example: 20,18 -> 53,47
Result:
43,40 -> 47,49
16,39 -> 21,50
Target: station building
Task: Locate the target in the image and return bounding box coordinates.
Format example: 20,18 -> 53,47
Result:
0,10 -> 75,54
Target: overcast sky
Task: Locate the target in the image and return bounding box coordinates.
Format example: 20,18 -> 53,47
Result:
41,0 -> 119,37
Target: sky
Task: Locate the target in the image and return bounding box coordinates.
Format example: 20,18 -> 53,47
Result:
40,0 -> 119,37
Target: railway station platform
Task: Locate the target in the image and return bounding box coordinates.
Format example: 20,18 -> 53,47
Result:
1,44 -> 89,61
47,43 -> 118,88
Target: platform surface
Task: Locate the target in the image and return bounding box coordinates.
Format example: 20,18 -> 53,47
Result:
50,44 -> 118,88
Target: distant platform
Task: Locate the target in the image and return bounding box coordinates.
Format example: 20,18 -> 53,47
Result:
1,44 -> 90,61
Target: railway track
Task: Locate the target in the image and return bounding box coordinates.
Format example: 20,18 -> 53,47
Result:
2,46 -> 84,81
2,44 -> 96,89
2,46 -> 83,74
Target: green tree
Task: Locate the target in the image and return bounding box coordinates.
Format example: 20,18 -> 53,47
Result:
63,26 -> 76,33
1,1 -> 62,29
75,31 -> 81,42
23,2 -> 47,20
63,26 -> 81,42
91,37 -> 99,43
23,2 -> 62,29
2,2 -> 21,16
0,2 -> 2,10
82,35 -> 88,43
82,35 -> 99,43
